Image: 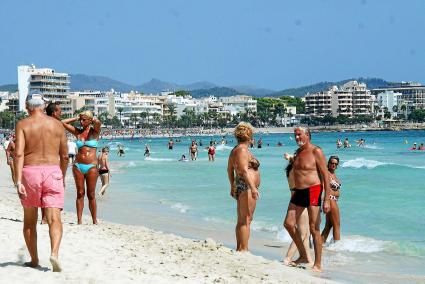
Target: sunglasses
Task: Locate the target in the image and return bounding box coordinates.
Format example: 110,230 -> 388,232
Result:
329,162 -> 339,166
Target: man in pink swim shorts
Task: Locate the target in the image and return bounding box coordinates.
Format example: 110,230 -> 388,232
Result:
14,93 -> 69,272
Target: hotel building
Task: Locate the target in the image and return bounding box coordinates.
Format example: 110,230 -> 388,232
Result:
18,65 -> 71,115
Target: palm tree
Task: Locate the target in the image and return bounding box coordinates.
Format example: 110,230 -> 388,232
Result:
139,112 -> 148,127
130,113 -> 139,128
117,107 -> 124,127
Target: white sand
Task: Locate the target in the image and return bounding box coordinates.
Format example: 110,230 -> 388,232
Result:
0,151 -> 335,283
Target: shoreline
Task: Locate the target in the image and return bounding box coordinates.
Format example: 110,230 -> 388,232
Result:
0,151 -> 335,283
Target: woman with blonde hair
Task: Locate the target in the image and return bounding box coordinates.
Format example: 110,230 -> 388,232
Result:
62,111 -> 101,224
227,122 -> 260,251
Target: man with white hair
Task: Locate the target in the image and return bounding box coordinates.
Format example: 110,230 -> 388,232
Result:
14,93 -> 68,272
283,126 -> 330,272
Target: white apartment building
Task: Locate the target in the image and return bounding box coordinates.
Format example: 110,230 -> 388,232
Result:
376,91 -> 402,117
305,81 -> 374,118
371,82 -> 425,116
220,95 -> 257,116
18,65 -> 71,115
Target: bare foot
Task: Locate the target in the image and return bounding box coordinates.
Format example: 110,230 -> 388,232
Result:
283,257 -> 292,266
24,260 -> 39,268
293,256 -> 309,265
312,265 -> 322,272
50,255 -> 62,272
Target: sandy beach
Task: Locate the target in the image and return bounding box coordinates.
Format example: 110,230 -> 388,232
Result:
0,151 -> 335,284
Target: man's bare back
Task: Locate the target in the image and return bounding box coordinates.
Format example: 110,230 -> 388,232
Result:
16,113 -> 68,167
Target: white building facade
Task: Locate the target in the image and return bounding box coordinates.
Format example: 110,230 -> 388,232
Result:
18,65 -> 71,115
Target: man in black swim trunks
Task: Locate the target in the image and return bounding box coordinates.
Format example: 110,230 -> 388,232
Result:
283,126 -> 330,272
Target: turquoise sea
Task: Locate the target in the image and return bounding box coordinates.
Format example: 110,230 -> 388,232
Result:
63,130 -> 425,283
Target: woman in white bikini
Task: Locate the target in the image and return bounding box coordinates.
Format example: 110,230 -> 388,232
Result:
321,156 -> 342,243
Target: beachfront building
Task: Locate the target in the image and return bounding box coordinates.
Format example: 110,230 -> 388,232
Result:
376,91 -> 402,118
371,82 -> 425,117
220,95 -> 257,116
17,65 -> 71,115
305,81 -> 373,118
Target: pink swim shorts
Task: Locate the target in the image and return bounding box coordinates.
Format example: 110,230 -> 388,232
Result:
21,165 -> 64,209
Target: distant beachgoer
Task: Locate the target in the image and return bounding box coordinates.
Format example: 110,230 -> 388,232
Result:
419,143 -> 425,150
117,144 -> 125,156
189,140 -> 198,161
5,136 -> 16,185
356,139 -> 365,147
227,122 -> 260,251
343,138 -> 351,148
67,140 -> 77,164
410,143 -> 417,150
336,139 -> 342,149
179,154 -> 188,162
283,126 -> 330,272
277,141 -> 283,147
98,147 -> 111,196
283,153 -> 312,266
45,102 -> 62,120
144,144 -> 150,157
168,138 -> 174,150
257,138 -> 263,149
199,140 -> 203,147
321,156 -> 342,244
14,93 -> 68,272
207,141 -> 216,162
62,111 -> 101,224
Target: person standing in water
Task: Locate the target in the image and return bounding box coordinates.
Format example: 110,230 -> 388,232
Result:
283,126 -> 330,272
283,152 -> 312,266
321,156 -> 342,244
189,140 -> 198,161
62,111 -> 101,225
98,147 -> 111,196
168,138 -> 174,150
227,122 -> 260,252
207,141 -> 216,162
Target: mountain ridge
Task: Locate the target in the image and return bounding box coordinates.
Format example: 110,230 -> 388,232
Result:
0,75 -> 395,98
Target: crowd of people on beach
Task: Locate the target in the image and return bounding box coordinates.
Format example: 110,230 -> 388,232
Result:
2,92 -> 346,274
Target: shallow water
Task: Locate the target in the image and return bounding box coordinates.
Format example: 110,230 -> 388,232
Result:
64,130 -> 425,283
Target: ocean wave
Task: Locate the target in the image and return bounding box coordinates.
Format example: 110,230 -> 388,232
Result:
363,144 -> 383,150
341,158 -> 425,170
325,235 -> 390,253
251,221 -> 280,233
171,203 -> 189,213
215,144 -> 233,151
144,157 -> 174,162
341,158 -> 390,169
275,229 -> 293,243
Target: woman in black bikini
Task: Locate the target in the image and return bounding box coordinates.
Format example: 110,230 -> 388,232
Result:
227,122 -> 260,251
98,147 -> 111,196
321,156 -> 342,243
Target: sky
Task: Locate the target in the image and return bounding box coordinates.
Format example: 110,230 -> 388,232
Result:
1,0 -> 424,90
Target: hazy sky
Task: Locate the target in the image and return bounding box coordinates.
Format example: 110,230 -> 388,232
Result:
1,0 -> 424,90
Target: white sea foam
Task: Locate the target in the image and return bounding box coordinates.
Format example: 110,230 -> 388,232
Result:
171,203 -> 189,213
342,158 -> 425,170
126,161 -> 137,167
363,144 -> 383,150
215,144 -> 233,151
341,158 -> 390,169
145,157 -> 174,162
251,221 -> 280,233
275,229 -> 293,243
325,235 -> 391,253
